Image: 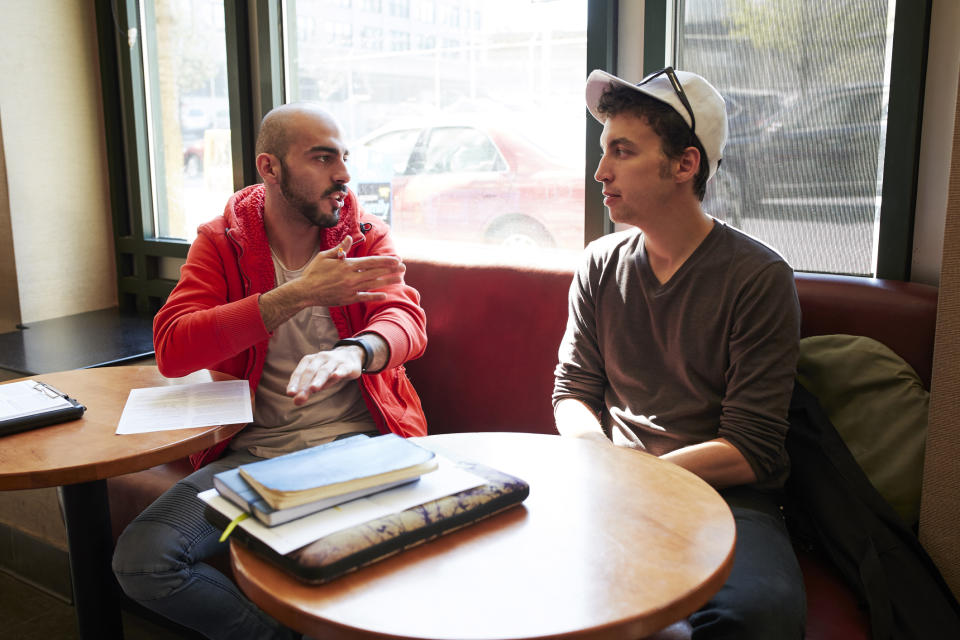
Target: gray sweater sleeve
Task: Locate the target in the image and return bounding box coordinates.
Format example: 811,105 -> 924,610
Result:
718,260 -> 800,486
552,250 -> 606,415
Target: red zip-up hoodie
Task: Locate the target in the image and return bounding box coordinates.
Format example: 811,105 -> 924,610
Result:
153,184 -> 428,469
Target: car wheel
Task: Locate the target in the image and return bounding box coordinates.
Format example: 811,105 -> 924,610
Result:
704,170 -> 743,228
485,216 -> 554,249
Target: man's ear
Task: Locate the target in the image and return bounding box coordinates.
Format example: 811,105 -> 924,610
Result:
674,146 -> 701,184
256,153 -> 281,184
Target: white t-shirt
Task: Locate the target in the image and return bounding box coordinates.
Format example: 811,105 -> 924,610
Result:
229,250 -> 376,458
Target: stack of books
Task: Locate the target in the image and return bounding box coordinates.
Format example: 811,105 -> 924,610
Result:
214,433 -> 438,526
203,433 -> 529,583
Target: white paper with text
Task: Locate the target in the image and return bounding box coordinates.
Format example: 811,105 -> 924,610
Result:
116,380 -> 252,434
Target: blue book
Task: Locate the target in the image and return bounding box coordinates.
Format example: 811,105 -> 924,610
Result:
213,462 -> 415,526
236,433 -> 438,511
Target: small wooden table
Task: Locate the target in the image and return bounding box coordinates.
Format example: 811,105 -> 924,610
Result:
0,366 -> 246,640
231,432 -> 737,640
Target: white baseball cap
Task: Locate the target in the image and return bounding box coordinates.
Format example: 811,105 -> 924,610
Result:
585,68 -> 728,180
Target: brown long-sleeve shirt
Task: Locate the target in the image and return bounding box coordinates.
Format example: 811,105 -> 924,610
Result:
553,221 -> 801,488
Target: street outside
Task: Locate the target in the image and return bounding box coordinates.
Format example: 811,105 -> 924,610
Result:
739,200 -> 877,275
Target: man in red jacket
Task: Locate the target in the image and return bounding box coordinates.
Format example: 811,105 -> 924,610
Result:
112,103 -> 428,640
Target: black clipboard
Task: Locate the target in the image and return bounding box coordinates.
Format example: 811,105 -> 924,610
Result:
0,380 -> 86,437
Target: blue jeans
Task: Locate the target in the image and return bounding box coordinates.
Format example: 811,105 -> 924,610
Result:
112,450 -> 297,640
689,486 -> 807,639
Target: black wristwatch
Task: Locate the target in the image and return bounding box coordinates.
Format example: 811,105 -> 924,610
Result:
334,336 -> 375,373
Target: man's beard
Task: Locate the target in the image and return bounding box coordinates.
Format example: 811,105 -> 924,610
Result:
278,162 -> 346,228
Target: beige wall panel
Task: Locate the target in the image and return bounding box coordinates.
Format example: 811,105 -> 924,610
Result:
919,69 -> 960,600
0,0 -> 116,323
914,0 -> 960,286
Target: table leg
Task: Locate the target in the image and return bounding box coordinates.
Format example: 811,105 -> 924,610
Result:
59,480 -> 124,640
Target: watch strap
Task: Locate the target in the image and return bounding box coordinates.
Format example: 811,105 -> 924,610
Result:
334,336 -> 375,373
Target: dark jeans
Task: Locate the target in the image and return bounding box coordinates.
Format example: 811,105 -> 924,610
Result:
111,449 -> 298,640
112,432 -> 377,640
689,486 -> 806,640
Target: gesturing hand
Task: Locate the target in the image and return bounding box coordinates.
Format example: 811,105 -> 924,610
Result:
258,235 -> 406,332
298,235 -> 405,308
286,346 -> 364,406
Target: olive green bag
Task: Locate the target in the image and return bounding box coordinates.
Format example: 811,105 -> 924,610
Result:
796,334 -> 928,526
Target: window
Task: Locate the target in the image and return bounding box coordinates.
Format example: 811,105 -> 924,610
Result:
389,0 -> 410,19
419,127 -> 505,174
389,30 -> 411,51
324,22 -> 354,48
285,0 -> 587,255
677,0 -> 897,276
98,0 -> 928,312
141,0 -> 233,242
352,127 -> 421,221
414,0 -> 435,24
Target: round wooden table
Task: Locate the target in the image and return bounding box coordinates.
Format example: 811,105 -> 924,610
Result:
0,366 -> 247,640
0,367 -> 244,489
231,431 -> 736,640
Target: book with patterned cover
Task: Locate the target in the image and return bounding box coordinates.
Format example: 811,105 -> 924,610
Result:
205,461 -> 529,584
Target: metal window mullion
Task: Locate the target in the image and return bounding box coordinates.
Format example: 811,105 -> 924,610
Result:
140,0 -> 167,239
644,0 -> 669,73
95,0 -> 157,314
284,0 -> 300,101
584,0 -> 619,246
225,0 -> 284,189
116,0 -> 153,247
257,0 -> 285,118
95,0 -> 132,302
875,0 -> 932,280
116,236 -> 189,259
225,0 -> 258,188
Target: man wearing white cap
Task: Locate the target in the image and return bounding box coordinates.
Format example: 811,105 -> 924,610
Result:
553,68 -> 805,638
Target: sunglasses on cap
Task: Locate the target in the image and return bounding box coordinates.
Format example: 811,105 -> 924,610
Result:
637,66 -> 696,134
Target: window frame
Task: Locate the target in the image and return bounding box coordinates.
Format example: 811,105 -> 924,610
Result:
97,0 -> 930,315
876,1 -> 932,280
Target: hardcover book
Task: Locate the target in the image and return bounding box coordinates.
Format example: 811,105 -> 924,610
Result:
205,461 -> 529,584
237,433 -> 438,510
213,466 -> 415,527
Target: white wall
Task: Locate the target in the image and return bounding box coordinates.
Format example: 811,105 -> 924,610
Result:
0,0 -> 116,322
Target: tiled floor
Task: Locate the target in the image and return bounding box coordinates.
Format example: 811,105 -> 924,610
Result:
0,569 -> 190,640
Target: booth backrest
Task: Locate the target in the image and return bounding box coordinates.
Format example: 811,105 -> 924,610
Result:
104,258 -> 940,640
794,273 -> 938,387
402,260 -> 939,437
403,260 -> 570,435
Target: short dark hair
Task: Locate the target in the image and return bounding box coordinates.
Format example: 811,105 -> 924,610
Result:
596,83 -> 709,200
255,110 -> 294,159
